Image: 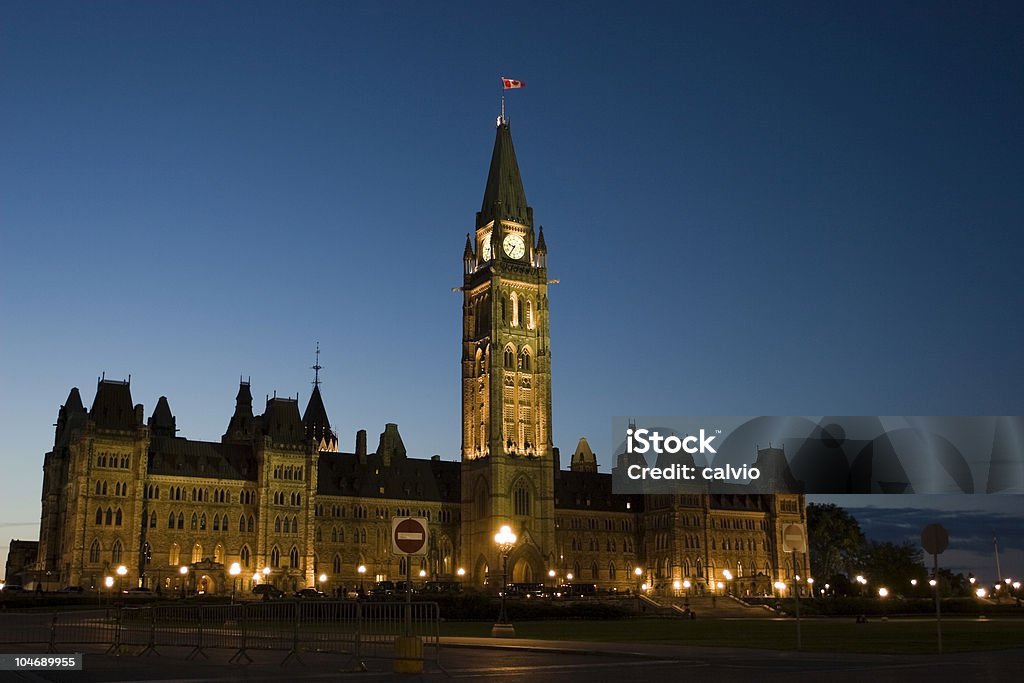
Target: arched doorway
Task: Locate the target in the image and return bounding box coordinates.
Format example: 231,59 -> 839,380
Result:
509,543 -> 544,583
197,574 -> 217,595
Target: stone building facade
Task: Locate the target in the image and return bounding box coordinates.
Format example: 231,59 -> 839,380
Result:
28,118 -> 807,597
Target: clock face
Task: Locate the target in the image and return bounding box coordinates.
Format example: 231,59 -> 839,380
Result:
502,233 -> 526,259
481,235 -> 492,261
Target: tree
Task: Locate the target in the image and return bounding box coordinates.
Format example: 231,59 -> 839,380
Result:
807,503 -> 866,583
862,540 -> 926,594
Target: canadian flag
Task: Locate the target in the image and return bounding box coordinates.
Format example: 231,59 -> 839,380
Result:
501,77 -> 526,90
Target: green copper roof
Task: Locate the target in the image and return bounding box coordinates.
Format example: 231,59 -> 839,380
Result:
480,122 -> 530,225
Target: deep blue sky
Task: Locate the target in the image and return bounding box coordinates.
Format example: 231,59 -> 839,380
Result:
2,2 -> 1022,577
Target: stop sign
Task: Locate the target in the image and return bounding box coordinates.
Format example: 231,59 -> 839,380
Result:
392,517 -> 428,556
921,524 -> 949,555
782,523 -> 806,553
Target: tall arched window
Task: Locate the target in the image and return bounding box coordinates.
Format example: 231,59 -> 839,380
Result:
199,513 -> 207,531
519,347 -> 531,372
105,507 -> 113,525
503,346 -> 515,370
247,515 -> 255,533
89,539 -> 101,563
213,514 -> 220,531
111,539 -> 123,564
150,511 -> 157,528
513,481 -> 531,516
177,512 -> 184,529
510,293 -> 519,327
526,299 -> 534,329
271,546 -> 281,568
240,544 -> 251,568
114,507 -> 122,526
96,508 -> 103,525
190,513 -> 198,530
608,562 -> 617,580
169,543 -> 180,565
332,554 -> 341,574
289,546 -> 299,568
214,544 -> 224,564
192,543 -> 203,564
274,516 -> 281,533
222,515 -> 228,532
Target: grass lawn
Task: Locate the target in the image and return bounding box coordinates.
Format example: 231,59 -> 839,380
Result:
439,617 -> 1024,654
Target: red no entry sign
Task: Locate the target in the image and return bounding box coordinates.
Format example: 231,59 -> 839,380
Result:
392,517 -> 428,556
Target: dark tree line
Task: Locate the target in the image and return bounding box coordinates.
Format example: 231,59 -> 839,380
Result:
807,503 -> 933,596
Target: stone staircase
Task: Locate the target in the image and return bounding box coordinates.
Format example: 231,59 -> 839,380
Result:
661,593 -> 776,619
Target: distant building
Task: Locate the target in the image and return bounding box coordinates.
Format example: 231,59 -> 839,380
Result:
5,540 -> 38,586
28,118 -> 807,596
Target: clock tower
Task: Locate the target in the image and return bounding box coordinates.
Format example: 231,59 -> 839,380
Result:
460,118 -> 555,584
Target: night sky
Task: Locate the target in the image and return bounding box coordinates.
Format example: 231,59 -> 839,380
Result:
2,2 -> 1021,578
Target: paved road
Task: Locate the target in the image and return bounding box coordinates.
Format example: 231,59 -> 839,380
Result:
1,636 -> 1021,682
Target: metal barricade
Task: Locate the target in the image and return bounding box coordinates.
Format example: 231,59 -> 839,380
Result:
0,599 -> 440,668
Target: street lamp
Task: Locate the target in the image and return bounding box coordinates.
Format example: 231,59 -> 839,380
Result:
774,581 -> 786,596
179,566 -> 189,599
807,577 -> 815,600
319,573 -> 327,595
634,566 -> 643,611
357,565 -> 366,595
493,525 -> 517,635
456,567 -> 465,582
723,569 -> 733,596
878,587 -> 889,619
104,575 -> 114,605
116,565 -> 128,597
229,562 -> 241,603
683,579 -> 691,611
975,587 -> 987,598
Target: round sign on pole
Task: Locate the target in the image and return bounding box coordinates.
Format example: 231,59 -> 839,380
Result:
392,517 -> 429,556
782,523 -> 806,553
921,524 -> 949,555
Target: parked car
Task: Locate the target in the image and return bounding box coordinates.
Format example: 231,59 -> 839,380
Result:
295,588 -> 324,599
59,585 -> 84,593
252,584 -> 284,600
370,581 -> 395,597
1,584 -> 24,592
421,581 -> 463,594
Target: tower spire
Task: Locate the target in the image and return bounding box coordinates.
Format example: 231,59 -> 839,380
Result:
311,342 -> 322,388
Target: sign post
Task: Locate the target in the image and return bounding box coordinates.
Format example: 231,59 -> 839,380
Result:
921,523 -> 949,654
391,517 -> 428,674
782,523 -> 806,651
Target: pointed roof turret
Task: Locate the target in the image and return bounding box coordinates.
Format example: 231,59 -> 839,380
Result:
302,385 -> 338,451
54,387 -> 87,447
536,225 -> 547,252
148,396 -> 177,438
65,387 -> 85,414
479,121 -> 531,227
570,437 -> 598,473
223,379 -> 255,443
463,233 -> 474,259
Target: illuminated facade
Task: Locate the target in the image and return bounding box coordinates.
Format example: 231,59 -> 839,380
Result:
29,119 -> 807,597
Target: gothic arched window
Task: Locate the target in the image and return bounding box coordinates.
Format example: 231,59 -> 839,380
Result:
503,346 -> 515,370
89,539 -> 101,563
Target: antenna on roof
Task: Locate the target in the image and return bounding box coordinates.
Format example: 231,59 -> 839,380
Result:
312,342 -> 322,388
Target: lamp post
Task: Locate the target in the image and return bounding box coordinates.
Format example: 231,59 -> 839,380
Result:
722,569 -> 733,596
179,566 -> 189,599
878,587 -> 888,620
492,525 -> 517,637
683,579 -> 691,612
357,564 -> 366,596
116,565 -> 128,598
319,573 -> 327,595
104,576 -> 114,606
634,566 -> 643,612
229,563 -> 241,604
